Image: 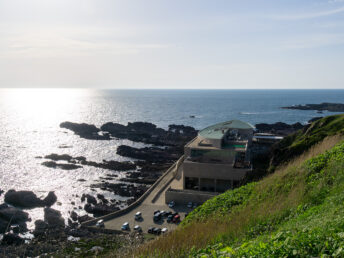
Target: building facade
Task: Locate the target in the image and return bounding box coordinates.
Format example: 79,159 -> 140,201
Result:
182,120 -> 254,193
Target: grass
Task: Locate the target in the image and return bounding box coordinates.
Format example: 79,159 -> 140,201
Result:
134,134 -> 344,257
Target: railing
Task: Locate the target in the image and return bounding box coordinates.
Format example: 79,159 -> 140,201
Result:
81,155 -> 184,227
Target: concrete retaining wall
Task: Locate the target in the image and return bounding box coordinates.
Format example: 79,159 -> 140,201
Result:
165,188 -> 217,205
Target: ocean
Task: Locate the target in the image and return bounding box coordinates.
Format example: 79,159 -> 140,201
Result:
0,89 -> 343,228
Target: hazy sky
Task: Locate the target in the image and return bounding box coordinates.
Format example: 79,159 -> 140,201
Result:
1,0 -> 344,89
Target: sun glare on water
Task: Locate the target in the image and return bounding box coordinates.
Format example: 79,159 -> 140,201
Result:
0,88 -> 91,127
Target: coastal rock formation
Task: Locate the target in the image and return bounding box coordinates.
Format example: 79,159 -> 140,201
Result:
60,121 -> 197,146
90,182 -> 148,199
116,145 -> 178,162
255,122 -> 304,136
1,233 -> 25,246
41,161 -> 82,170
84,203 -> 120,217
60,121 -> 110,140
4,190 -> 57,208
0,204 -> 29,233
282,102 -> 344,112
43,154 -> 136,171
44,207 -> 65,228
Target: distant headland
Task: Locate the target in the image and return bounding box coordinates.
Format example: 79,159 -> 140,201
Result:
282,102 -> 344,112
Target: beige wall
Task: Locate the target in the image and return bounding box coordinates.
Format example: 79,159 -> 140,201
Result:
183,160 -> 249,181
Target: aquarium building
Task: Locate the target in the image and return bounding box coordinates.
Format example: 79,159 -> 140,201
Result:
166,120 -> 254,204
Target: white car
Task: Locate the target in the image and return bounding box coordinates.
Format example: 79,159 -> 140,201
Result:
134,225 -> 142,232
161,227 -> 168,234
168,200 -> 175,208
135,211 -> 142,220
95,219 -> 104,228
121,222 -> 129,230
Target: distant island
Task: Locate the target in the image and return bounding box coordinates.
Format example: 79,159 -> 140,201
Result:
282,102 -> 344,112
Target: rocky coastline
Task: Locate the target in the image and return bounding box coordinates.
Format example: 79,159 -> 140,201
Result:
0,119 -> 317,255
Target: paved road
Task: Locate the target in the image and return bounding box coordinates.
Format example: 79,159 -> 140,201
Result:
104,160 -> 195,234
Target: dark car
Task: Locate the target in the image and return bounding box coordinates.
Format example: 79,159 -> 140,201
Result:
148,227 -> 154,234
153,227 -> 161,235
172,212 -> 179,217
153,210 -> 160,215
167,214 -> 173,223
165,211 -> 172,217
153,212 -> 161,222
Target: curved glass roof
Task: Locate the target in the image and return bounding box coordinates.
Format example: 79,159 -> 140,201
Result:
199,120 -> 255,140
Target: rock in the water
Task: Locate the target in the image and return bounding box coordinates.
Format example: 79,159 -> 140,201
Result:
60,121 -> 109,140
43,192 -> 57,207
42,161 -> 82,170
81,194 -> 97,205
4,190 -> 57,208
0,205 -> 30,223
33,219 -> 49,237
44,208 -> 65,228
1,233 -> 24,246
70,211 -> 78,222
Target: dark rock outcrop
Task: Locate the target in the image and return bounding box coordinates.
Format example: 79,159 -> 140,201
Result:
0,204 -> 29,234
282,102 -> 344,112
90,182 -> 148,199
255,122 -> 304,136
84,203 -> 120,217
60,120 -> 197,146
41,161 -> 82,170
60,121 -> 110,140
1,233 -> 25,246
4,190 -> 57,208
116,145 -> 178,162
44,207 -> 65,228
43,154 -> 136,171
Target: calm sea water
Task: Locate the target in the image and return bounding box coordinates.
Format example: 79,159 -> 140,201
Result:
0,89 -> 343,227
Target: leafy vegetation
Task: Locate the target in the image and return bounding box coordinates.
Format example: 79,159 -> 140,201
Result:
136,130 -> 344,257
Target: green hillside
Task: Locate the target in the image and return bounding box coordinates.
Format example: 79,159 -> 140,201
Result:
136,116 -> 344,257
269,114 -> 344,170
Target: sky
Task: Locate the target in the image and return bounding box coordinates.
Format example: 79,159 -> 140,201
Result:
0,0 -> 344,89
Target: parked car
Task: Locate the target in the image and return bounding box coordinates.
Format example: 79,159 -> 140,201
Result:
165,211 -> 172,217
154,212 -> 161,222
135,211 -> 142,220
153,210 -> 160,215
121,222 -> 129,230
187,202 -> 193,208
172,212 -> 179,217
168,201 -> 175,208
148,227 -> 154,234
153,227 -> 161,235
95,219 -> 104,228
134,225 -> 142,232
160,210 -> 166,217
172,214 -> 180,223
162,227 -> 168,234
193,203 -> 198,209
167,214 -> 173,223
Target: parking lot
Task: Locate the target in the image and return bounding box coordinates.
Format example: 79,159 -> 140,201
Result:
103,163 -> 197,234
